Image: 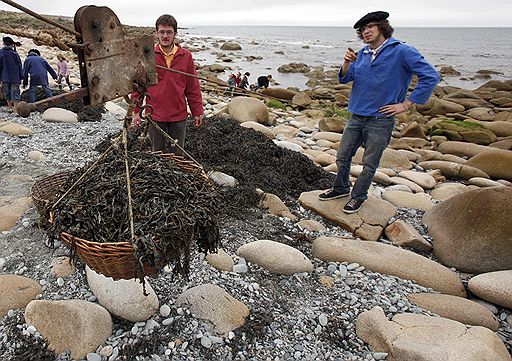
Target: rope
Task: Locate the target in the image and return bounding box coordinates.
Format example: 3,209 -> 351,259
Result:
0,0 -> 81,37
0,26 -> 71,51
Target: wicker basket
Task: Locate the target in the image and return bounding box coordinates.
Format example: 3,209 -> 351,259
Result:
32,152 -> 211,280
31,171 -> 72,216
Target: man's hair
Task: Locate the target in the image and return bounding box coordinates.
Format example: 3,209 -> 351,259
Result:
356,19 -> 394,40
156,14 -> 178,32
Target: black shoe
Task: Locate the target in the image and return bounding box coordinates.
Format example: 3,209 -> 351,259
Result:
319,188 -> 350,201
343,198 -> 365,213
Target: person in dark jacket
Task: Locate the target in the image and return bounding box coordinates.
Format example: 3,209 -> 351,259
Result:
252,74 -> 272,90
0,36 -> 22,113
22,49 -> 58,103
318,11 -> 439,213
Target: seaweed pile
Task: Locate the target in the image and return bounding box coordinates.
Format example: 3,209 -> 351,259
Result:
185,116 -> 335,205
46,140 -> 220,278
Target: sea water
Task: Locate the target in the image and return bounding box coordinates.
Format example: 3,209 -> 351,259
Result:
183,25 -> 512,89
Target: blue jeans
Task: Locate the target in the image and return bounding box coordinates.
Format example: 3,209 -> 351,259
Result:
2,82 -> 21,101
28,84 -> 52,103
332,114 -> 395,200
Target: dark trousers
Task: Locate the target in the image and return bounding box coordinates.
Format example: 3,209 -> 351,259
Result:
332,114 -> 395,200
148,119 -> 186,156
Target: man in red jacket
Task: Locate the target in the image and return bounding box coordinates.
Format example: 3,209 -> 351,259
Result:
133,14 -> 203,155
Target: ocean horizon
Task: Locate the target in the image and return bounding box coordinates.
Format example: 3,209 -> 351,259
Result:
181,25 -> 512,90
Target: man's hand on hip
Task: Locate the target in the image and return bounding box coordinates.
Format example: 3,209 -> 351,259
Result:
379,101 -> 412,117
194,115 -> 203,128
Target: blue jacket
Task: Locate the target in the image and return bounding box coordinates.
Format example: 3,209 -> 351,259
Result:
0,46 -> 22,83
22,53 -> 58,87
339,38 -> 440,117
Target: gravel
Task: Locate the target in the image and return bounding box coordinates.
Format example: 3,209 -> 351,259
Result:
1,106 -> 511,360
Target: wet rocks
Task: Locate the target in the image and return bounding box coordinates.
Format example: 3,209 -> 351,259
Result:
277,62 -> 311,73
228,97 -> 271,124
42,107 -> 78,123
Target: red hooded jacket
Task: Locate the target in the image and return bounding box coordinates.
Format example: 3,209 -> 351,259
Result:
135,43 -> 203,122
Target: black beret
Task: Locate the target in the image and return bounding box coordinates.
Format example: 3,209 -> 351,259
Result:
354,11 -> 389,29
29,49 -> 41,56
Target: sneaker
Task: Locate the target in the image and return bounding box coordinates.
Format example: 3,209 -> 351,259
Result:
343,198 -> 365,214
318,188 -> 350,201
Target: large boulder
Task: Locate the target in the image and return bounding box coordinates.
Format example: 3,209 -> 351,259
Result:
468,270 -> 512,310
220,41 -> 242,50
260,87 -> 297,100
177,284 -> 249,335
0,275 -> 42,318
318,117 -> 346,133
312,237 -> 466,297
353,148 -> 412,169
465,151 -> 512,181
299,191 -> 396,241
42,108 -> 79,123
86,266 -> 159,322
407,293 -> 499,331
240,121 -> 275,139
356,306 -> 511,361
437,141 -> 505,158
417,160 -> 489,180
25,299 -> 112,360
423,187 -> 512,273
291,92 -> 312,107
432,120 -> 497,145
442,90 -> 492,109
416,98 -> 465,116
0,122 -> 33,136
277,62 -> 311,73
228,97 -> 270,125
236,240 -> 313,275
0,197 -> 32,231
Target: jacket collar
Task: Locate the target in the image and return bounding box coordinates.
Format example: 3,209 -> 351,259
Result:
362,37 -> 400,53
155,43 -> 183,56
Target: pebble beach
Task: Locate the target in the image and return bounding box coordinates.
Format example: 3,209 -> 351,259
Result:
1,9 -> 512,361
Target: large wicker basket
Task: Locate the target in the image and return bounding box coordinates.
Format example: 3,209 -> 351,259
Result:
31,171 -> 72,216
31,152 -> 211,280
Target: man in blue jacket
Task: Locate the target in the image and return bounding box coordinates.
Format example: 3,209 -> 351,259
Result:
22,49 -> 58,103
0,36 -> 22,113
319,11 -> 440,213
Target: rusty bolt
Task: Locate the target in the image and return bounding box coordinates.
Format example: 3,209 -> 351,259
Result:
144,46 -> 151,55
102,96 -> 109,102
110,21 -> 116,29
94,93 -> 100,100
91,76 -> 100,87
134,42 -> 139,48
92,18 -> 100,29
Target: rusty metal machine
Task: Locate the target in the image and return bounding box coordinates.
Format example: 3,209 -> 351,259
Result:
12,4 -> 157,117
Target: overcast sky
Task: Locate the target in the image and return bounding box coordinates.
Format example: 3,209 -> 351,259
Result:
1,0 -> 511,27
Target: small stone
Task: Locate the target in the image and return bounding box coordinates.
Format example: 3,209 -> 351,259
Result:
99,345 -> 113,357
131,325 -> 138,335
27,325 -> 36,335
56,277 -> 64,287
347,263 -> 359,271
319,314 -> 328,327
339,265 -> 348,277
86,353 -> 101,361
233,264 -> 248,273
160,304 -> 171,317
201,336 -> 212,348
389,306 -> 398,313
228,331 -> 235,339
7,310 -> 14,317
373,352 -> 388,360
162,317 -> 174,326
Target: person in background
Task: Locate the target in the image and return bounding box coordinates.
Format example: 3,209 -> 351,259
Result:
224,73 -> 237,96
22,49 -> 58,103
318,11 -> 439,213
0,36 -> 22,113
240,71 -> 250,90
251,74 -> 272,90
132,14 -> 203,155
235,71 -> 242,87
56,54 -> 72,91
